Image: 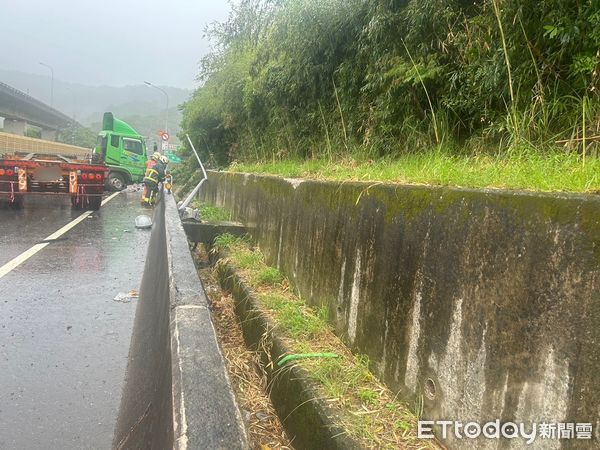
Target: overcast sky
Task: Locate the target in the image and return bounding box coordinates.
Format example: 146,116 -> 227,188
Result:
0,0 -> 232,88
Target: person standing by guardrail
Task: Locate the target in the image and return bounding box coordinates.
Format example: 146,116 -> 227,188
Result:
160,155 -> 172,194
141,151 -> 164,206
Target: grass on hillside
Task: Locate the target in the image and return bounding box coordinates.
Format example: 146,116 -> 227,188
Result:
229,147 -> 600,194
213,233 -> 439,450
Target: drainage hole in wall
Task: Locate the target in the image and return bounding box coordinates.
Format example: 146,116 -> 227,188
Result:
424,378 -> 436,400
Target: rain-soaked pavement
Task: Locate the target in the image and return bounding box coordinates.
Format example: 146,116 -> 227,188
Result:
0,190 -> 151,449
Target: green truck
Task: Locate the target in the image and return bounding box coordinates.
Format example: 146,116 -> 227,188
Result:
94,112 -> 148,190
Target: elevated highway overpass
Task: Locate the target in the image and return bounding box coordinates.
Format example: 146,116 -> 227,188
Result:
0,81 -> 80,141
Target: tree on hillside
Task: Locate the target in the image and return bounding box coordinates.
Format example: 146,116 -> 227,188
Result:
182,0 -> 600,165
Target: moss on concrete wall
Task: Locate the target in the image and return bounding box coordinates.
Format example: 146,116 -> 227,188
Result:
201,171 -> 600,448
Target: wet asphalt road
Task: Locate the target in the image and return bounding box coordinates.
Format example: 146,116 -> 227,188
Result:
0,190 -> 152,449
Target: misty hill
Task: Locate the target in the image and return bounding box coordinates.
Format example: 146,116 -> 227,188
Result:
0,69 -> 192,141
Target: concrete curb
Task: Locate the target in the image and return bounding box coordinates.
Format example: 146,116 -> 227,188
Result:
216,261 -> 362,450
165,195 -> 249,449
112,194 -> 248,450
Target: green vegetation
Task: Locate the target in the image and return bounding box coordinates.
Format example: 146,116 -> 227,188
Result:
192,200 -> 232,222
213,233 -> 436,449
212,232 -> 245,249
24,128 -> 42,139
21,123 -> 105,149
358,388 -> 379,405
232,148 -> 600,192
255,267 -> 284,285
58,125 -> 97,148
178,0 -> 599,192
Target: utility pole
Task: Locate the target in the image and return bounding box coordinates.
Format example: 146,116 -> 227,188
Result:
144,81 -> 169,134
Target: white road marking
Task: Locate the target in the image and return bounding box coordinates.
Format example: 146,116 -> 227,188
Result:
0,191 -> 121,279
101,191 -> 121,206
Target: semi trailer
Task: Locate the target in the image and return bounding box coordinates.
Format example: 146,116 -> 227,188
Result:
0,132 -> 107,210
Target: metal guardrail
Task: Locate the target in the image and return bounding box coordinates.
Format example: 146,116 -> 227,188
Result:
178,134 -> 208,212
0,131 -> 91,159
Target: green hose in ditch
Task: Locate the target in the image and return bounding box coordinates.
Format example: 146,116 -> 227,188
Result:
277,353 -> 339,367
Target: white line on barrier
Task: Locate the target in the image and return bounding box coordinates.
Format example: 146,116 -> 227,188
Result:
175,305 -> 206,310
0,191 -> 121,279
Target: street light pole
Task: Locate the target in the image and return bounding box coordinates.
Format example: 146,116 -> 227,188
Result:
39,62 -> 54,107
144,81 -> 169,135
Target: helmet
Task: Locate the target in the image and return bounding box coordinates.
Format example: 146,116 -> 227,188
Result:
160,155 -> 169,164
152,151 -> 161,160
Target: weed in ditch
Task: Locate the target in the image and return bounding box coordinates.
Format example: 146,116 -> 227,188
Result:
213,233 -> 250,251
192,200 -> 232,222
359,388 -> 379,405
215,232 -> 440,449
259,293 -> 328,339
236,251 -> 263,270
255,266 -> 284,285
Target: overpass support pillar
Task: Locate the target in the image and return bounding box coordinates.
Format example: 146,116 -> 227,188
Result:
3,119 -> 28,136
41,128 -> 58,141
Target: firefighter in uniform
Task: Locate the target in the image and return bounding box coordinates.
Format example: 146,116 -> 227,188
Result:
159,155 -> 173,193
141,152 -> 164,206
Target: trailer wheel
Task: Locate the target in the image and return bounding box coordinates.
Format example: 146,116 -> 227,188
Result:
88,196 -> 102,211
10,195 -> 24,210
71,196 -> 82,210
107,172 -> 126,191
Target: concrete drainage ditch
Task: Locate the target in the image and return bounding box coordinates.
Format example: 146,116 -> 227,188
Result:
112,194 -> 360,450
215,261 -> 364,450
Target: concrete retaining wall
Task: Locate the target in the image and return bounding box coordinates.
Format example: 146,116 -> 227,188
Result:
201,171 -> 600,448
112,194 -> 248,449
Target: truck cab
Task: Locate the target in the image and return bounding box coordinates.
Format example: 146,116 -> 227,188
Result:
94,112 -> 147,190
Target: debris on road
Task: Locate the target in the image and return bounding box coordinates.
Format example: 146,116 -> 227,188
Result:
135,215 -> 152,229
113,290 -> 139,303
